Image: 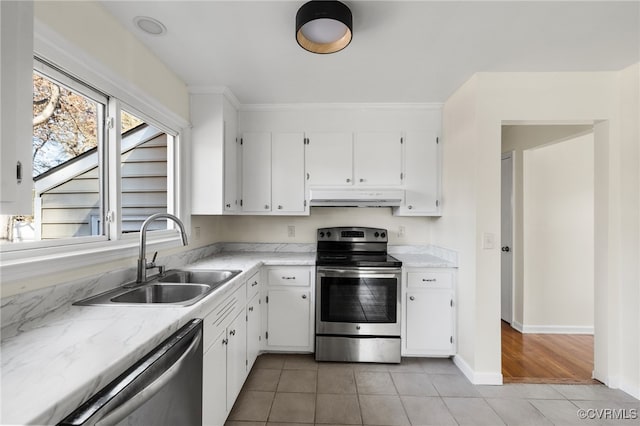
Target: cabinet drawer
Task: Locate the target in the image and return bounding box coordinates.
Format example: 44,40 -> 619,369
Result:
267,267 -> 310,287
407,271 -> 453,289
246,270 -> 261,300
203,286 -> 245,351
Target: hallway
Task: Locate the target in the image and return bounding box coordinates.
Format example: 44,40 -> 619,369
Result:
501,321 -> 598,384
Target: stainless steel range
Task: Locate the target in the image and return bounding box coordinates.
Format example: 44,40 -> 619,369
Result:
315,227 -> 402,363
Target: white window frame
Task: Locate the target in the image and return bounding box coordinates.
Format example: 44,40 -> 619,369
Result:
0,25 -> 191,284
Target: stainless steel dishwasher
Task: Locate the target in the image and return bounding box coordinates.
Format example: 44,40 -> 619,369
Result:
58,319 -> 203,426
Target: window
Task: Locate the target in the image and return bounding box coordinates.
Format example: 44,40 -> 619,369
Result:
0,59 -> 177,249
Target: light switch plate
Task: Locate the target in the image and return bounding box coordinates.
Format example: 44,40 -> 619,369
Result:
482,232 -> 495,249
287,225 -> 295,238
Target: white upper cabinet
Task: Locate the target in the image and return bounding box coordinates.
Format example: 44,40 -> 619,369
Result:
191,93 -> 238,215
395,131 -> 441,216
240,132 -> 307,215
223,120 -> 240,213
354,132 -> 403,186
241,132 -> 271,212
0,1 -> 33,215
305,132 -> 353,186
272,132 -> 306,213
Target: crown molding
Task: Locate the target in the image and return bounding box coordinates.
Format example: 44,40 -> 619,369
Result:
188,85 -> 242,109
239,102 -> 444,112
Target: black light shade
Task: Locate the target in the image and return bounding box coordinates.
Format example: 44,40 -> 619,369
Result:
296,1 -> 352,54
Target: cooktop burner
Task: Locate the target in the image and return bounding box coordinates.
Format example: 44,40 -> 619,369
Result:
315,227 -> 402,268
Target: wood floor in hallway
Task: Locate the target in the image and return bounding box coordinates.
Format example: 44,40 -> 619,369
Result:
501,320 -> 599,384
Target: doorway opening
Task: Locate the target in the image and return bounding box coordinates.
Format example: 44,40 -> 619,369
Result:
500,124 -> 596,384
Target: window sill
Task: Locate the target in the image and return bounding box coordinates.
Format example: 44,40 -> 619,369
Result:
0,231 -> 185,285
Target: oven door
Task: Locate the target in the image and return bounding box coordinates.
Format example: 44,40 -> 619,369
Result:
316,267 -> 401,336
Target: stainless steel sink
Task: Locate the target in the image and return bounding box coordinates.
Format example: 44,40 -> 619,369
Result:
111,284 -> 212,304
74,269 -> 242,307
158,270 -> 240,285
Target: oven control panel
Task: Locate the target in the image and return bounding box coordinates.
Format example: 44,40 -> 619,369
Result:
317,227 -> 387,242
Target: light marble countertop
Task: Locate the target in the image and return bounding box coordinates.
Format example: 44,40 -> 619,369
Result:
1,248 -> 452,425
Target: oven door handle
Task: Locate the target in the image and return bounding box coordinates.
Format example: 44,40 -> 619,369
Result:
317,267 -> 402,278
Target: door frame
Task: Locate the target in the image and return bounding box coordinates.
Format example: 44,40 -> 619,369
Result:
501,152 -> 515,325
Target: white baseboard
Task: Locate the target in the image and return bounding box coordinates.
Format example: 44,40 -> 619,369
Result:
619,378 -> 640,400
453,355 -> 503,385
510,322 -> 593,334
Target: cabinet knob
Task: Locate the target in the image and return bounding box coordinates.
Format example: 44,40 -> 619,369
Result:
251,281 -> 258,287
409,296 -> 415,301
408,205 -> 413,210
278,205 -> 283,210
302,294 -> 307,299
226,203 -> 231,208
230,329 -> 236,336
222,338 -> 228,345
265,204 -> 269,209
249,306 -> 254,312
359,178 -> 365,182
346,178 -> 351,183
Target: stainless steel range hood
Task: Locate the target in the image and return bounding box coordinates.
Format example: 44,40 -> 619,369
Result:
309,189 -> 404,207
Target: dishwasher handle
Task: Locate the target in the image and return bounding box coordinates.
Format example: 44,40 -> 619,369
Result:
95,329 -> 202,426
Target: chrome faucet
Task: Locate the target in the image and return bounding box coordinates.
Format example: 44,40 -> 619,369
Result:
136,213 -> 188,283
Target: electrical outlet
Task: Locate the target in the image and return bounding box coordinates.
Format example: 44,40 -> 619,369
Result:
287,225 -> 295,238
194,226 -> 201,240
398,226 -> 406,238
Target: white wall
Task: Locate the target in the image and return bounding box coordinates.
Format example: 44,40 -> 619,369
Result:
433,68 -> 639,396
617,63 -> 640,398
34,1 -> 189,122
522,133 -> 594,331
216,207 -> 432,244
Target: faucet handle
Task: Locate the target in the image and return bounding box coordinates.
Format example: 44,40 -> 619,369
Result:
151,251 -> 158,263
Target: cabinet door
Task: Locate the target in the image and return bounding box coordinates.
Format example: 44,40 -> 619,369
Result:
226,309 -> 248,412
0,1 -> 33,214
354,132 -> 402,186
246,292 -> 261,370
305,132 -> 353,186
405,290 -> 453,353
241,132 -> 271,212
402,131 -> 440,214
272,132 -> 305,213
203,331 -> 228,426
267,289 -> 310,348
223,121 -> 239,212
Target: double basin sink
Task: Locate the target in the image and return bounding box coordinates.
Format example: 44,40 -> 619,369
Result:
74,269 -> 242,307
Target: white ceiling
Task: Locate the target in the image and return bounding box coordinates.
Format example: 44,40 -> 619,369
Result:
100,1 -> 639,105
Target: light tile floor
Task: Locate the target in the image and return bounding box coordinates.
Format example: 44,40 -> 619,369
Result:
225,354 -> 639,426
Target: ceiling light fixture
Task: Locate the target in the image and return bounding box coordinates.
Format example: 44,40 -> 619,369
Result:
133,16 -> 167,36
296,1 -> 352,54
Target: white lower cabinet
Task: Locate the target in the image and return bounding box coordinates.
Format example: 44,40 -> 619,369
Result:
402,268 -> 456,356
225,309 -> 247,412
202,283 -> 247,426
203,330 -> 227,426
263,266 -> 314,352
246,270 -> 262,370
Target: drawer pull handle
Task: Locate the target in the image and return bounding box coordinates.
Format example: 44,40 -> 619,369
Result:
251,281 -> 258,287
422,278 -> 437,282
249,306 -> 254,312
409,296 -> 415,301
282,276 -> 296,280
